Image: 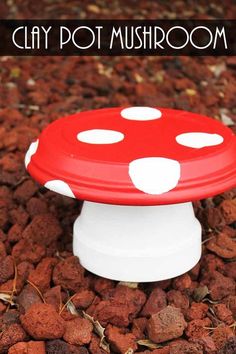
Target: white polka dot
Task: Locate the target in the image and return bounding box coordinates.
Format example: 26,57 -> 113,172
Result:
121,107 -> 162,121
176,132 -> 224,148
44,180 -> 75,198
24,139 -> 39,168
129,157 -> 180,195
77,129 -> 124,144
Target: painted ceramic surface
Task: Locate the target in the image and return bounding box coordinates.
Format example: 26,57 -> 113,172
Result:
25,107 -> 236,205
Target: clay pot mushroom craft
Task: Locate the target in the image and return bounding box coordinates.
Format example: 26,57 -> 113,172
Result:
25,107 -> 236,282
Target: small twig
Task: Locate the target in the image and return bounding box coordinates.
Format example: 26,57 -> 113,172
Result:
0,290 -> 13,294
12,176 -> 29,187
59,294 -> 77,315
27,280 -> 46,303
202,235 -> 215,245
83,311 -> 110,353
229,321 -> 236,330
55,250 -> 65,261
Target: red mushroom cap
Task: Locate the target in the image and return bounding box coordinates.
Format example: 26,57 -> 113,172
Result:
25,107 -> 236,205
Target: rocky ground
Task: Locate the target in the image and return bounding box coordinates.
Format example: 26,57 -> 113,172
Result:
0,1 -> 236,353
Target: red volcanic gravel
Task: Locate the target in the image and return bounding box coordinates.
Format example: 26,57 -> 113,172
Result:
63,317 -> 93,345
147,306 -> 187,343
8,341 -> 46,354
20,303 -> 65,340
0,1 -> 236,353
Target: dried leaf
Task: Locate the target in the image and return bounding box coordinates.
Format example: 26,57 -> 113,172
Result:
10,67 -> 21,78
193,286 -> 210,302
87,4 -> 101,13
0,293 -> 15,305
152,71 -> 164,83
118,282 -> 138,289
67,300 -> 79,315
134,73 -> 144,83
83,311 -> 110,353
208,63 -> 226,77
220,109 -> 235,126
203,298 -> 220,304
185,88 -> 196,96
137,339 -> 163,349
125,349 -> 134,354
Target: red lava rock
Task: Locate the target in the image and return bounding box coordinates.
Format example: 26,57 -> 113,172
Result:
8,223 -> 23,243
214,304 -> 234,325
72,290 -> 95,309
131,317 -> 147,339
20,303 -> 65,339
153,279 -> 172,290
44,285 -> 62,312
226,57 -> 236,67
0,301 -> 7,314
185,318 -> 212,339
170,340 -> 203,354
17,261 -> 34,282
200,254 -> 225,277
91,285 -> 146,327
0,323 -> 27,353
89,334 -> 108,354
17,284 -> 43,313
139,348 -> 170,354
191,336 -> 216,354
106,324 -> 138,354
57,310 -> 76,322
188,263 -> 200,281
186,302 -> 208,321
207,271 -> 235,301
220,225 -> 236,238
141,287 -> 167,317
8,341 -> 46,354
46,339 -> 89,354
13,180 -> 38,203
0,240 -> 7,258
166,290 -> 189,313
135,82 -> 157,98
147,306 -> 187,343
53,256 -> 85,292
22,213 -> 62,246
211,325 -> 234,351
90,299 -> 132,327
220,199 -> 236,224
0,229 -> 7,243
2,309 -> 20,325
12,239 -> 46,264
206,232 -> 236,258
0,203 -> 8,229
172,274 -> 192,291
0,153 -> 18,173
92,277 -> 115,295
63,317 -> 93,345
0,276 -> 24,294
223,295 -> 236,317
224,261 -> 236,280
9,206 -> 29,228
26,197 -> 48,217
205,206 -> 226,229
218,336 -> 236,354
28,257 -> 57,292
0,255 -> 14,284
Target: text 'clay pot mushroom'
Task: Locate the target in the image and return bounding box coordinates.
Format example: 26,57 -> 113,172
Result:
25,107 -> 236,282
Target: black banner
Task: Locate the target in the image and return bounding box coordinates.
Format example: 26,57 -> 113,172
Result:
0,20 -> 235,56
